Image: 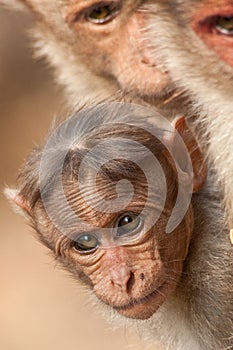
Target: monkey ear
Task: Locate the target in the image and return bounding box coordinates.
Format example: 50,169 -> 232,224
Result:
164,116 -> 207,193
4,188 -> 31,217
174,116 -> 207,192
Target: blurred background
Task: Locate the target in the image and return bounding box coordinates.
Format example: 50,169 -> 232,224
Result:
0,5 -> 154,350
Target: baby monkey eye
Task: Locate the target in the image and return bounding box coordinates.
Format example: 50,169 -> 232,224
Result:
215,16 -> 233,35
116,214 -> 141,237
74,234 -> 99,252
85,2 -> 121,24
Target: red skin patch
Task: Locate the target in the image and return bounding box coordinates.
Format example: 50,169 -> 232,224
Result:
191,0 -> 233,67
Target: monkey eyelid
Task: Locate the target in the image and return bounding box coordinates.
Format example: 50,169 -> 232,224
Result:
197,14 -> 233,36
70,214 -> 146,249
67,1 -> 122,26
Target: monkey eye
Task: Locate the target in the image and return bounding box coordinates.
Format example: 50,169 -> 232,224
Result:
215,16 -> 233,35
85,2 -> 121,24
74,234 -> 99,252
115,214 -> 142,237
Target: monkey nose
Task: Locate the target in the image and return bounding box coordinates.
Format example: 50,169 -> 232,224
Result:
109,267 -> 135,294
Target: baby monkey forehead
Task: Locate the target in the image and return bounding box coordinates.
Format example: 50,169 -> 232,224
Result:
61,160 -> 167,228
60,151 -> 169,221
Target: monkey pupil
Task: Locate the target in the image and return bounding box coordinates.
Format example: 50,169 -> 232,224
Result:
119,216 -> 133,226
92,7 -> 109,19
116,214 -> 141,237
87,3 -> 120,24
75,234 -> 99,252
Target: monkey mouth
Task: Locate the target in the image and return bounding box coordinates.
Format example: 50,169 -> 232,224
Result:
112,284 -> 166,319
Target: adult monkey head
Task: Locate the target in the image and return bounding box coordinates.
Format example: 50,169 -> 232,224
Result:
1,0 -> 174,104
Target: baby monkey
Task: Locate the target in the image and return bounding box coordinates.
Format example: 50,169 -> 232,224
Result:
5,103 -> 232,350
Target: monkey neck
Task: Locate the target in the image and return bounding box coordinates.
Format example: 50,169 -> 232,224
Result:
176,172 -> 230,350
145,173 -> 229,350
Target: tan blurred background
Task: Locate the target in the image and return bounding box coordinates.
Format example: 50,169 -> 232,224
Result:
0,6 -> 154,350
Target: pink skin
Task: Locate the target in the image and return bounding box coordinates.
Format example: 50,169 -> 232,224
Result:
65,2 -> 171,97
192,0 -> 233,67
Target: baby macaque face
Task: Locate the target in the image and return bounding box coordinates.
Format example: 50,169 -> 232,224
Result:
6,103 -> 206,320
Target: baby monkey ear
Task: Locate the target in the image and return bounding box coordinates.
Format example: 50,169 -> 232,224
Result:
163,116 -> 207,193
173,116 -> 207,193
4,188 -> 32,217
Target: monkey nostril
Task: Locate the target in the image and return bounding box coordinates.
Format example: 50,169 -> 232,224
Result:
140,273 -> 145,281
126,272 -> 135,294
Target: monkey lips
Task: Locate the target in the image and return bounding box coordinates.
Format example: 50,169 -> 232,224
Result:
111,283 -> 170,320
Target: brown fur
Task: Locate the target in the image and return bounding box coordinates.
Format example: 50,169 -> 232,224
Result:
144,0 -> 233,228
2,1 -> 233,348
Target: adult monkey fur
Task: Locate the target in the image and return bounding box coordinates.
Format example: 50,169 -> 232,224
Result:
3,0 -> 233,229
5,103 -> 233,350
147,0 -> 233,228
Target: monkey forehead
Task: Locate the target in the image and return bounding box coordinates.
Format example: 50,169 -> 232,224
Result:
55,169 -> 167,220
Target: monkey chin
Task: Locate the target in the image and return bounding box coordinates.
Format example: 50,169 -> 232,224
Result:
121,74 -> 174,102
113,284 -> 169,320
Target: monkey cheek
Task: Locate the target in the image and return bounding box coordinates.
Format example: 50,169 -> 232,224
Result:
114,11 -> 171,96
197,34 -> 233,68
113,49 -> 172,96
